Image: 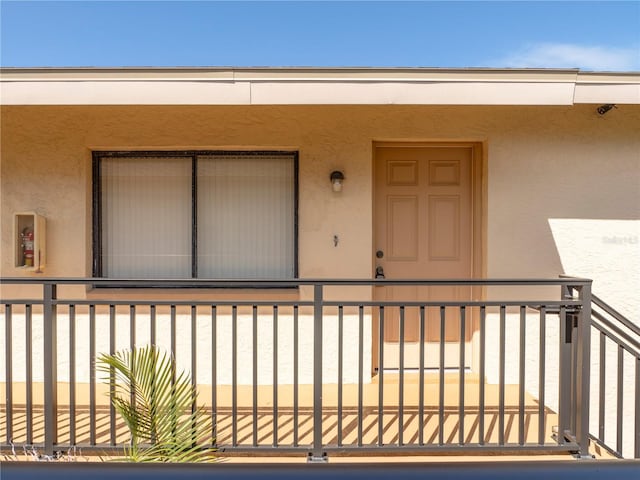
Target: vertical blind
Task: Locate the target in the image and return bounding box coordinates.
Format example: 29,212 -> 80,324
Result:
198,155 -> 295,279
99,152 -> 296,279
101,157 -> 192,279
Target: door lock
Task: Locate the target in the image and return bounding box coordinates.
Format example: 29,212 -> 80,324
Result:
375,266 -> 386,279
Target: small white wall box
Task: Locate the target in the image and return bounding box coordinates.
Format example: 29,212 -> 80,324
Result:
14,212 -> 46,271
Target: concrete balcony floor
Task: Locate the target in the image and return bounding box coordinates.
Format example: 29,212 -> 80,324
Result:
1,374 -> 609,461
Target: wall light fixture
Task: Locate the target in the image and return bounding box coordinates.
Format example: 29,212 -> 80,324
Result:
330,171 -> 345,192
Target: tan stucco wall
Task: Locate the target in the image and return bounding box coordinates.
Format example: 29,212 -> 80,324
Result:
2,104 -> 639,296
2,103 -> 638,454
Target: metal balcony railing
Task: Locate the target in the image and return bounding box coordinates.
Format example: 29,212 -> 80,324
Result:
585,293 -> 639,458
1,276 -> 631,460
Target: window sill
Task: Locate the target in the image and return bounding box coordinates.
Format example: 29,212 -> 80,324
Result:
85,286 -> 302,303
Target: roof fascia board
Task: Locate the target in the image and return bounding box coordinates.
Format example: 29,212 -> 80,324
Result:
250,81 -> 577,105
574,72 -> 640,104
574,83 -> 640,104
1,81 -> 253,105
1,67 -> 638,106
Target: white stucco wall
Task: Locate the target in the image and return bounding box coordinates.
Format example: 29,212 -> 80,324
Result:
0,308 -> 371,386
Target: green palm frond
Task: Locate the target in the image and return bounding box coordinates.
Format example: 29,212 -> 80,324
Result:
97,345 -> 216,463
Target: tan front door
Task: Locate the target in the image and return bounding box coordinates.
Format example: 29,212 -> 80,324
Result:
373,143 -> 480,370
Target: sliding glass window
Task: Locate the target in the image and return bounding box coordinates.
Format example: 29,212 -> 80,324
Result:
94,151 -> 298,280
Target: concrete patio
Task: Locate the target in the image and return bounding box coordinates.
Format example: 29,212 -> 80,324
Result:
2,372 -> 560,456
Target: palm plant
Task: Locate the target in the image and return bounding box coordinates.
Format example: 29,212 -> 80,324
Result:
97,345 -> 216,462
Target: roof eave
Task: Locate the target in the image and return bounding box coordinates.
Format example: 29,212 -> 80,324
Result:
1,67 -> 638,106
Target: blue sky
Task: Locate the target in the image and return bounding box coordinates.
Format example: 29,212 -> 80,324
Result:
1,1 -> 639,71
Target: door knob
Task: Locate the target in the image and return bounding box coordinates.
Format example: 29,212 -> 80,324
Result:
375,266 -> 386,279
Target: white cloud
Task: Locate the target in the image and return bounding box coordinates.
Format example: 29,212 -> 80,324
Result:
496,43 -> 640,71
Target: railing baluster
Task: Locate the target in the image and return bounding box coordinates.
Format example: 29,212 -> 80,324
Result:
599,332 -> 606,443
273,305 -> 278,447
150,304 -> 156,347
211,305 -> 217,446
170,304 -> 177,443
252,305 -> 258,447
129,305 -> 136,351
558,305 -> 571,445
25,304 -> 32,445
293,305 -> 299,447
191,305 -> 197,418
4,304 -> 12,445
418,306 -> 425,446
538,306 -> 546,445
129,305 -> 136,415
337,305 -> 344,446
439,306 -> 445,446
635,355 -> 639,459
357,305 -> 364,447
232,305 -> 238,447
479,305 -> 486,445
398,306 -> 404,446
170,305 -> 177,386
499,305 -> 506,445
617,345 -> 624,455
518,305 -> 526,445
377,306 -> 384,446
109,304 -> 116,446
69,305 -> 76,446
89,304 -> 96,445
459,306 -> 465,445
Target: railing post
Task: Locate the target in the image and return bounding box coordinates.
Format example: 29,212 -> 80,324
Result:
43,282 -> 58,455
557,304 -> 571,445
308,283 -> 327,463
574,281 -> 593,458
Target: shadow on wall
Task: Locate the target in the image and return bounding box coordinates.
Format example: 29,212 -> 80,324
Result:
548,218 -> 640,322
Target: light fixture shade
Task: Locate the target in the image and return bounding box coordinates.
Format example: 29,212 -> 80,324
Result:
330,170 -> 344,192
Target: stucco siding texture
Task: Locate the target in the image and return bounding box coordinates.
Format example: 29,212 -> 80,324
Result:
2,104 -> 638,297
2,104 -> 639,455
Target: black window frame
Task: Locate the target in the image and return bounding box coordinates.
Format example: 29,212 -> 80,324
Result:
92,150 -> 299,281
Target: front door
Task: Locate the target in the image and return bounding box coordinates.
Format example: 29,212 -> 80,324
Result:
373,143 -> 479,369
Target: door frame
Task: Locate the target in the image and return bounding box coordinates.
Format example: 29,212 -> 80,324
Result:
371,140 -> 486,373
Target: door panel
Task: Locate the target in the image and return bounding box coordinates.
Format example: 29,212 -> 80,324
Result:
374,144 -> 477,369
428,195 -> 460,260
388,196 -> 419,260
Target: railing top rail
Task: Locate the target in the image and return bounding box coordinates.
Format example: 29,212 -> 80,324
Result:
0,277 -> 593,287
0,299 -> 583,308
592,293 -> 640,337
